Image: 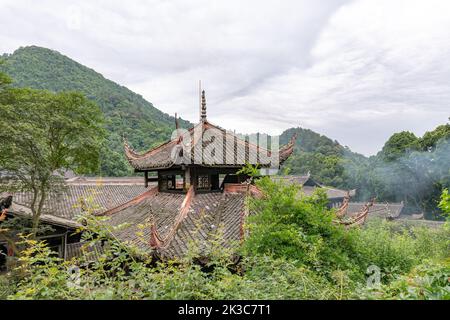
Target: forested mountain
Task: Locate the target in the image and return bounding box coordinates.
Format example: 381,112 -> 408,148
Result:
1,46 -> 365,180
0,46 -> 191,176
280,122 -> 450,219
280,127 -> 367,188
1,46 -> 448,217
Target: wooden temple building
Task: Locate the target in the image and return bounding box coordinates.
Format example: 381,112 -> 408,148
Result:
102,91 -> 297,258
124,91 -> 296,192
1,91 -> 427,268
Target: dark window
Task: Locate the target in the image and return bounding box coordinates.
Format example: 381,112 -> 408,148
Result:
159,172 -> 184,192
197,175 -> 210,190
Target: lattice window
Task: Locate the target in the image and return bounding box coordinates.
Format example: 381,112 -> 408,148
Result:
197,175 -> 210,190
167,177 -> 174,189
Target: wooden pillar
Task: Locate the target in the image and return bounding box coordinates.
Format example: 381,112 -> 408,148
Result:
184,167 -> 191,191
63,232 -> 68,260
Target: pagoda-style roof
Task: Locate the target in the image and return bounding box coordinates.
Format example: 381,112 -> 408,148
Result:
125,91 -> 296,172
347,202 -> 404,219
124,120 -> 296,171
9,180 -> 147,220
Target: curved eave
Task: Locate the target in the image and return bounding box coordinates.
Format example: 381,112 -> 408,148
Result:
123,122 -> 297,171
124,139 -> 177,161
279,133 -> 297,165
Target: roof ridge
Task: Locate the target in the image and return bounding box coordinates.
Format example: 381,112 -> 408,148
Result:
150,185 -> 195,250
97,186 -> 158,216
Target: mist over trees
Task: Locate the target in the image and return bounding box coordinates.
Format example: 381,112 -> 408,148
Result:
282,122 -> 450,219
359,123 -> 450,219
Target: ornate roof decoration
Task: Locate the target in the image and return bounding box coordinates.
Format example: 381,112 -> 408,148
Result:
123,91 -> 298,171
279,132 -> 297,164
337,198 -> 376,227
200,90 -> 207,122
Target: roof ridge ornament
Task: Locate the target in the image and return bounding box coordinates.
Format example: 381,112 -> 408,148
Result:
200,90 -> 207,122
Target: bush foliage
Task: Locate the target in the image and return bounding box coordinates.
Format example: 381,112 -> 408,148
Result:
1,179 -> 448,300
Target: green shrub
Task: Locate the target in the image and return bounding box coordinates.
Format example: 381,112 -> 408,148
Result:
358,260 -> 450,300
0,275 -> 16,299
3,181 -> 449,300
354,219 -> 418,279
242,178 -> 363,279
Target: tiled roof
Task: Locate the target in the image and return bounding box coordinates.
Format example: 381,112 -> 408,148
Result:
66,241 -> 105,261
12,183 -> 147,220
96,185 -> 247,259
347,202 -> 404,219
159,192 -> 246,259
271,175 -> 314,186
100,190 -> 186,253
393,219 -> 444,228
300,186 -> 353,199
125,121 -> 296,170
10,202 -> 81,228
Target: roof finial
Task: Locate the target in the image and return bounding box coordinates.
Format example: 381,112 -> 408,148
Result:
175,112 -> 179,129
200,90 -> 207,122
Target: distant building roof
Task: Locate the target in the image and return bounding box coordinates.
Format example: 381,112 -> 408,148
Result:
271,175 -> 317,186
347,202 -> 404,219
301,186 -> 355,199
12,180 -> 147,220
393,218 -> 444,228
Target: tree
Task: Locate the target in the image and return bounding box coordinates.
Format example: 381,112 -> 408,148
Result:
438,189 -> 450,217
0,71 -> 106,233
0,63 -> 11,87
380,131 -> 420,161
421,122 -> 450,151
1,46 -> 192,176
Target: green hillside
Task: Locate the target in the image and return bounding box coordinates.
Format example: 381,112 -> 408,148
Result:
280,127 -> 367,189
1,46 -> 365,180
1,45 -> 448,216
0,46 -> 191,176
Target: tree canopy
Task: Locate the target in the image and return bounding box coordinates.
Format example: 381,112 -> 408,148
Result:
1,46 -> 191,176
0,71 -> 106,231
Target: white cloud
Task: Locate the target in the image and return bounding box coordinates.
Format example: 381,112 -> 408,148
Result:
1,0 -> 449,155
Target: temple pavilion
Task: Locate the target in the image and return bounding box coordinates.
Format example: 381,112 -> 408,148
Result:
104,90 -> 297,259
0,91 -> 297,264
124,90 -> 296,192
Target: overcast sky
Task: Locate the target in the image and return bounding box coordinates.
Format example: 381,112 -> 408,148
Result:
1,0 -> 449,155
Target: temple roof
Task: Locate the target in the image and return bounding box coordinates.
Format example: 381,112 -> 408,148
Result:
124,120 -> 297,171
11,180 -> 147,220
98,184 -> 248,259
347,202 -> 404,219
